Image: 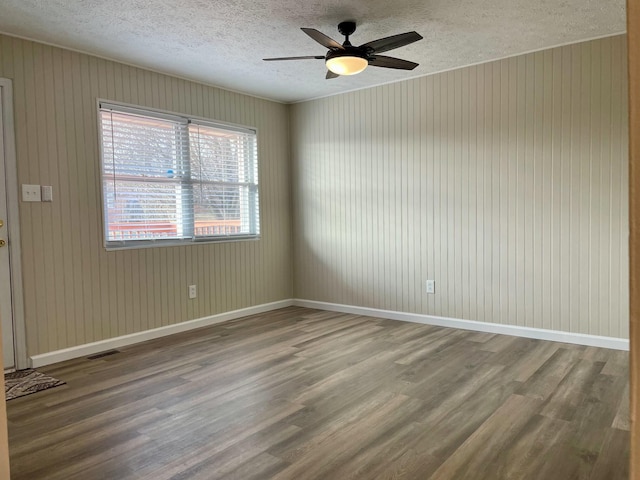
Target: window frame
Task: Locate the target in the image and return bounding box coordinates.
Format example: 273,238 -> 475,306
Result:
97,99 -> 260,251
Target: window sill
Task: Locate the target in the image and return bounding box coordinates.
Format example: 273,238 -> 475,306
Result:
104,235 -> 261,251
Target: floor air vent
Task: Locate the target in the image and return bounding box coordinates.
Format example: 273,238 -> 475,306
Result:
87,349 -> 120,360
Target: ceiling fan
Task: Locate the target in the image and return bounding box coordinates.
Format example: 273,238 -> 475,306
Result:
263,21 -> 423,79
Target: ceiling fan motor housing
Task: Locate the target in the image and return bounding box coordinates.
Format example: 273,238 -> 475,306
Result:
325,47 -> 368,62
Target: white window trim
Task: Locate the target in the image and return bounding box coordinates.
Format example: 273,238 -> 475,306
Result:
96,99 -> 261,250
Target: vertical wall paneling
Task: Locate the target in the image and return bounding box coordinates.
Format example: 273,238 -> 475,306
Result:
0,34 -> 292,356
292,35 -> 629,338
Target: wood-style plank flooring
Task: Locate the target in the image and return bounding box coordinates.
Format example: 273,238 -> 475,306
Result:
6,307 -> 630,479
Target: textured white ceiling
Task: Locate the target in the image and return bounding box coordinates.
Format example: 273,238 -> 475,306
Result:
0,0 -> 626,103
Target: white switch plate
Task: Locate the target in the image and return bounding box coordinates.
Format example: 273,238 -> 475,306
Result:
426,280 -> 435,294
41,185 -> 53,202
188,284 -> 197,299
22,184 -> 41,202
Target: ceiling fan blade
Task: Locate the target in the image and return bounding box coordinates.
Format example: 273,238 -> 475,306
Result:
301,28 -> 345,50
263,56 -> 325,61
369,55 -> 419,70
326,70 -> 339,79
361,31 -> 423,54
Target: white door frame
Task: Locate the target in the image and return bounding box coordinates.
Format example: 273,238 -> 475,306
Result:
0,78 -> 28,370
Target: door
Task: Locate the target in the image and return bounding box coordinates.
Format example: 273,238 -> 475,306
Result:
629,0 -> 640,475
0,86 -> 15,371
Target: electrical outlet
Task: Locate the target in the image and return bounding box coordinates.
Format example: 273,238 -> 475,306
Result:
188,284 -> 197,299
426,280 -> 435,294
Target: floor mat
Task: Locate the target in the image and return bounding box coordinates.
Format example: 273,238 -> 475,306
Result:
4,369 -> 66,401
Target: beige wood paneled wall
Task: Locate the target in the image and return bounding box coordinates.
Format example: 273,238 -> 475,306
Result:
292,35 -> 629,338
0,34 -> 292,356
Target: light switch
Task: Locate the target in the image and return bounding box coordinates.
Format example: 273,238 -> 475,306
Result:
22,184 -> 41,202
41,185 -> 53,202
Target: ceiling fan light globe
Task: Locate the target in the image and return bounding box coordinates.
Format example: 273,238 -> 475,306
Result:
326,56 -> 368,75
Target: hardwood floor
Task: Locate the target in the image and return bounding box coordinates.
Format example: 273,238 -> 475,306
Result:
6,307 -> 630,479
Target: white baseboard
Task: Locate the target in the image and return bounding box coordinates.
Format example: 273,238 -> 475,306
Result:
293,299 -> 630,351
31,297 -> 628,367
31,299 -> 294,368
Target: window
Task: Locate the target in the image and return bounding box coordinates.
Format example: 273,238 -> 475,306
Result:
98,102 -> 259,249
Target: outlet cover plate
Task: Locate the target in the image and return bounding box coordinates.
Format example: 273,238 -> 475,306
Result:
426,280 -> 435,294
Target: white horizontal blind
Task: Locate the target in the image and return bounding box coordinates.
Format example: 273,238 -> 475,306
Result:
189,122 -> 259,237
99,103 -> 259,248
